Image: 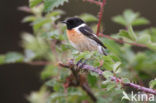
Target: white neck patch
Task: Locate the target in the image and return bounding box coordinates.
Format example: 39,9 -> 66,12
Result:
74,23 -> 86,33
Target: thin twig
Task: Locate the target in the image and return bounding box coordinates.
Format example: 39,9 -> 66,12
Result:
96,0 -> 106,36
59,60 -> 156,95
83,0 -> 102,6
99,33 -> 148,48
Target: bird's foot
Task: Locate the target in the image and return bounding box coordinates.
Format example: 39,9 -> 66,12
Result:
76,58 -> 87,70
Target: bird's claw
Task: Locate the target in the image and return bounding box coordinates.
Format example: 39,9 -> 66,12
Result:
76,58 -> 87,69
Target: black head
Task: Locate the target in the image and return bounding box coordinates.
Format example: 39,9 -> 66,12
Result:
62,17 -> 84,30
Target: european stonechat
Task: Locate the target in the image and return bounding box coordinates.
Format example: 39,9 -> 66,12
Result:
62,17 -> 107,56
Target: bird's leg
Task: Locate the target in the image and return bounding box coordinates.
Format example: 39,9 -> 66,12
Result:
76,58 -> 84,67
76,58 -> 88,72
79,59 -> 87,69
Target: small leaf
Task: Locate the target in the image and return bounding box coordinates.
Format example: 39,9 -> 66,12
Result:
128,25 -> 137,40
149,79 -> 156,89
137,34 -> 151,44
113,62 -> 121,72
132,17 -> 150,26
101,38 -> 121,56
112,15 -> 126,26
33,18 -> 51,31
0,55 -> 5,65
122,78 -> 130,83
41,65 -> 58,80
149,28 -> 156,42
88,73 -> 97,87
123,9 -> 139,25
29,0 -> 42,8
46,10 -> 64,17
80,14 -> 98,22
22,16 -> 36,23
24,50 -> 36,62
4,52 -> 24,63
106,83 -> 116,91
147,43 -> 156,51
102,56 -> 115,70
118,30 -> 131,39
103,71 -> 113,79
44,0 -> 68,12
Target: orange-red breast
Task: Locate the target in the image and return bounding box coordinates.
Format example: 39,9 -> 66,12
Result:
62,17 -> 107,56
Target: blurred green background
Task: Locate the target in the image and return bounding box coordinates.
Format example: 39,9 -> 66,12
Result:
0,0 -> 156,103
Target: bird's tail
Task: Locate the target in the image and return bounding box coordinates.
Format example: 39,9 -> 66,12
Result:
98,46 -> 108,56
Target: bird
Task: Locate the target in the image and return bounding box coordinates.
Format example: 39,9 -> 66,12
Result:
62,17 -> 107,56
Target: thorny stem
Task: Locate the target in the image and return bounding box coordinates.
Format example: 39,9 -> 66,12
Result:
59,60 -> 156,95
99,33 -> 148,48
96,0 -> 106,36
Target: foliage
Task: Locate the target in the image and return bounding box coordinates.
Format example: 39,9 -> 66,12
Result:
1,0 -> 156,103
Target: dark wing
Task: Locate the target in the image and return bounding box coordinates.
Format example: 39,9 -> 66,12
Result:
79,26 -> 107,49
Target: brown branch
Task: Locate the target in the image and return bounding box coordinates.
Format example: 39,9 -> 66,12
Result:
59,60 -> 97,102
96,0 -> 106,36
83,0 -> 102,6
99,33 -> 148,48
59,60 -> 156,95
82,83 -> 97,102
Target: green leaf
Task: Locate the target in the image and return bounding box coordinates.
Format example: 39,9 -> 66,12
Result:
45,79 -> 64,92
118,30 -> 131,39
128,25 -> 137,40
149,79 -> 156,89
80,14 -> 98,22
121,78 -> 130,83
113,9 -> 149,27
132,17 -> 150,26
113,62 -> 121,73
103,71 -> 113,79
22,16 -> 36,23
147,43 -> 156,51
0,55 -> 5,65
33,18 -> 51,32
87,73 -> 97,87
123,9 -> 139,25
112,15 -> 126,26
24,50 -> 36,62
4,52 -> 24,63
149,28 -> 156,42
41,65 -> 58,80
29,0 -> 42,8
46,10 -> 64,17
102,56 -> 115,70
137,34 -> 151,44
106,83 -> 116,91
74,51 -> 93,62
44,0 -> 68,12
101,38 -> 121,57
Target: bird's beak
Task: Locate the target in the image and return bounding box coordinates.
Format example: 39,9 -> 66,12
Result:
61,21 -> 67,24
